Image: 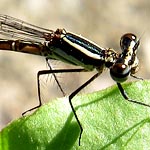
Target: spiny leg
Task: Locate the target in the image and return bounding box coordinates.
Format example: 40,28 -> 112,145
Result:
22,68 -> 86,115
117,82 -> 150,107
46,58 -> 66,96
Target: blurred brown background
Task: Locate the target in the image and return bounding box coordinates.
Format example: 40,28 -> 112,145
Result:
0,0 -> 150,129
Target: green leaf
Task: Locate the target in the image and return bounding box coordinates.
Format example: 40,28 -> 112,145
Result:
1,80 -> 150,150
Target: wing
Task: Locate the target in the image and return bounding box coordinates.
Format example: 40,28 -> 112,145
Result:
0,14 -> 54,42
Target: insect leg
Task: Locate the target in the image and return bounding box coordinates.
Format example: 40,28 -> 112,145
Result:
46,58 -> 66,96
22,68 -> 86,115
117,82 -> 150,107
69,72 -> 101,145
130,74 -> 143,80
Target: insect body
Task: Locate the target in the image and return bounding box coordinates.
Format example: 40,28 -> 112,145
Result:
0,14 -> 149,145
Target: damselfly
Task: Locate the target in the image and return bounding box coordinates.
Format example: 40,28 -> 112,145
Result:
0,14 -> 149,145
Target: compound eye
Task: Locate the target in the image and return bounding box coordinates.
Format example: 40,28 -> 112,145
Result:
110,63 -> 130,83
120,33 -> 139,51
